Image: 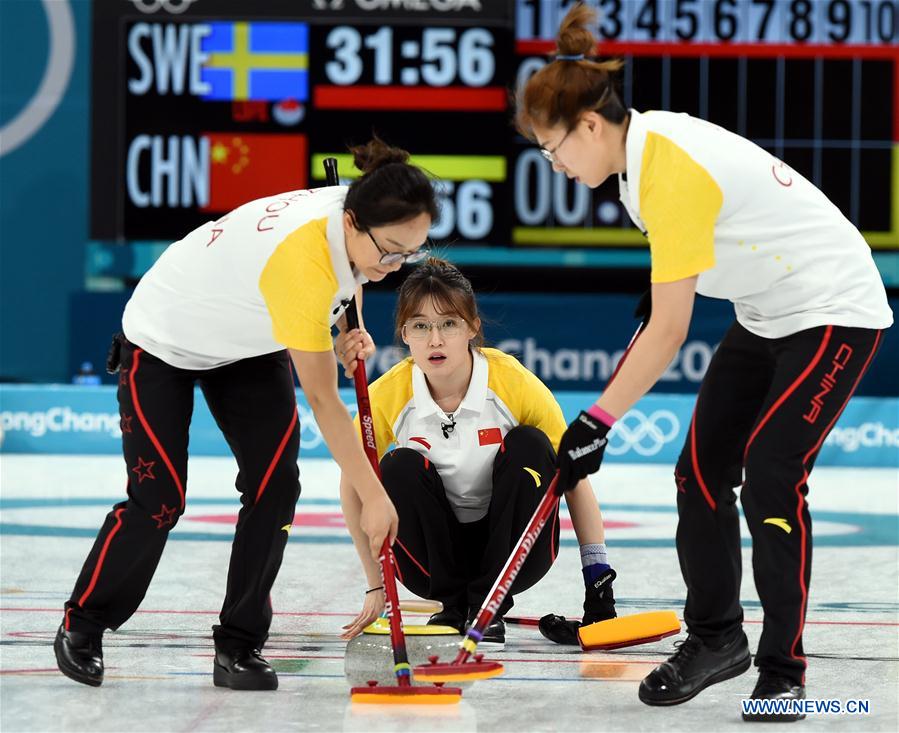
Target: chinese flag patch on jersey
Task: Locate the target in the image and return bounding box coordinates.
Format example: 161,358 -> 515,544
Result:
478,427 -> 503,446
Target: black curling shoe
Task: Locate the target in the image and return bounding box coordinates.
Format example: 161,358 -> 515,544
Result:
428,606 -> 467,634
742,670 -> 807,722
479,617 -> 505,644
537,613 -> 581,645
638,631 -> 751,706
212,646 -> 278,690
54,624 -> 104,687
467,609 -> 505,644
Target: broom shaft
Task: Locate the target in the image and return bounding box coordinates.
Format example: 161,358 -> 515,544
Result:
345,299 -> 411,687
453,474 -> 561,665
325,156 -> 410,687
452,318 -> 649,664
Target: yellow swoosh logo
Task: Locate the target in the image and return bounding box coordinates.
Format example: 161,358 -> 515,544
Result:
523,467 -> 541,487
281,524 -> 292,534
764,518 -> 791,534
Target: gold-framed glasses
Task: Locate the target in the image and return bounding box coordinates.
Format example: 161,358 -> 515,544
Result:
402,317 -> 464,340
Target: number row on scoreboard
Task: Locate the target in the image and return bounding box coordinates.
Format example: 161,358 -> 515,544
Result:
517,0 -> 899,45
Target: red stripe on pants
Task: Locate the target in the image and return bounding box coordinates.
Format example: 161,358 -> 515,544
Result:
743,326 -> 833,462
789,330 -> 882,681
689,412 -> 717,511
394,537 -> 431,578
130,349 -> 186,509
255,408 -> 298,503
549,499 -> 559,563
75,508 -> 125,613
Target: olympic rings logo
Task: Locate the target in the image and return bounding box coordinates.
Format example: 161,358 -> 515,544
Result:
297,403 -> 325,450
297,400 -> 364,451
0,1 -> 75,158
606,409 -> 680,457
129,0 -> 199,14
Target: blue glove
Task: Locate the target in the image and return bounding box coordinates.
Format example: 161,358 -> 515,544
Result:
556,411 -> 611,493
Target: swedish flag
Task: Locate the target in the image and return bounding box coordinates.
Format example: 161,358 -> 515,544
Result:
201,22 -> 309,101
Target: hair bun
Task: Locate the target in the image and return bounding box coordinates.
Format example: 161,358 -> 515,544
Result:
349,136 -> 410,174
556,2 -> 598,58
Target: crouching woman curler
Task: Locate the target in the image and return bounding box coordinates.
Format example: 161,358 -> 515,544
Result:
338,258 -> 620,645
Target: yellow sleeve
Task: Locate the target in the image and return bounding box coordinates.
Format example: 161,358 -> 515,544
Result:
639,132 -> 722,283
258,220 -> 337,352
351,360 -> 414,461
352,403 -> 395,462
485,350 -> 567,452
517,369 -> 566,451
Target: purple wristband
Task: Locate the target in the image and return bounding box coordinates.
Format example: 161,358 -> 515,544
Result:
587,404 -> 616,428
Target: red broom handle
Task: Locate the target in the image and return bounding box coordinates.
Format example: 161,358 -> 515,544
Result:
455,318 -> 649,664
344,296 -> 411,687
454,473 -> 562,665
324,156 -> 411,687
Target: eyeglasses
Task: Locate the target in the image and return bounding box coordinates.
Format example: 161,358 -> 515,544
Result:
367,231 -> 430,266
539,125 -> 576,165
402,317 -> 464,340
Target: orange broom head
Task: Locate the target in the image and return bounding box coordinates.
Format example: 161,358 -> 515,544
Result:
350,682 -> 462,705
414,654 -> 504,682
578,610 -> 681,651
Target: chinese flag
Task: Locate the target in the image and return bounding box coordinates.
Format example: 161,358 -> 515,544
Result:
478,427 -> 503,446
202,133 -> 307,212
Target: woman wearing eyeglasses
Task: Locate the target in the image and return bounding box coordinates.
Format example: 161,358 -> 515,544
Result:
336,258 -> 619,644
55,139 -> 437,692
515,4 -> 891,719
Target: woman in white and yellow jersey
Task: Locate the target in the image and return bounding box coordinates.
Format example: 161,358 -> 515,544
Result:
336,258 -> 619,644
55,140 -> 436,692
515,5 -> 892,719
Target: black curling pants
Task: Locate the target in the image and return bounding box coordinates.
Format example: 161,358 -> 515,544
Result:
381,425 -> 561,616
674,322 -> 883,684
63,338 -> 301,651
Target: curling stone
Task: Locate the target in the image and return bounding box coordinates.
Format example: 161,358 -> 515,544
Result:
345,618 -> 467,688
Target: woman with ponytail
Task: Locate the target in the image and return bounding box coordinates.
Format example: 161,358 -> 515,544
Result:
516,3 -> 890,719
55,138 -> 437,692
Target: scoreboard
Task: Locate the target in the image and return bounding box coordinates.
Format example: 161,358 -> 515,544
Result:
513,0 -> 898,251
91,0 -> 898,254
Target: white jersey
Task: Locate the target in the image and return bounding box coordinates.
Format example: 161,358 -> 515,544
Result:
123,186 -> 367,369
358,348 -> 566,523
619,109 -> 893,338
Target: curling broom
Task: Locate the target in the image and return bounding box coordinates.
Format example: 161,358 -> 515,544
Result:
505,612 -> 681,651
416,306 -> 672,681
324,157 -> 461,705
414,475 -> 563,683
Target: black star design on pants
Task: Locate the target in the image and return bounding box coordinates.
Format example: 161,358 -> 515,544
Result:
132,457 -> 156,483
152,504 -> 178,529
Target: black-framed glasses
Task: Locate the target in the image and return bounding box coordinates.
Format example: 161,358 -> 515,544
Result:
539,125 -> 576,165
367,231 -> 430,266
